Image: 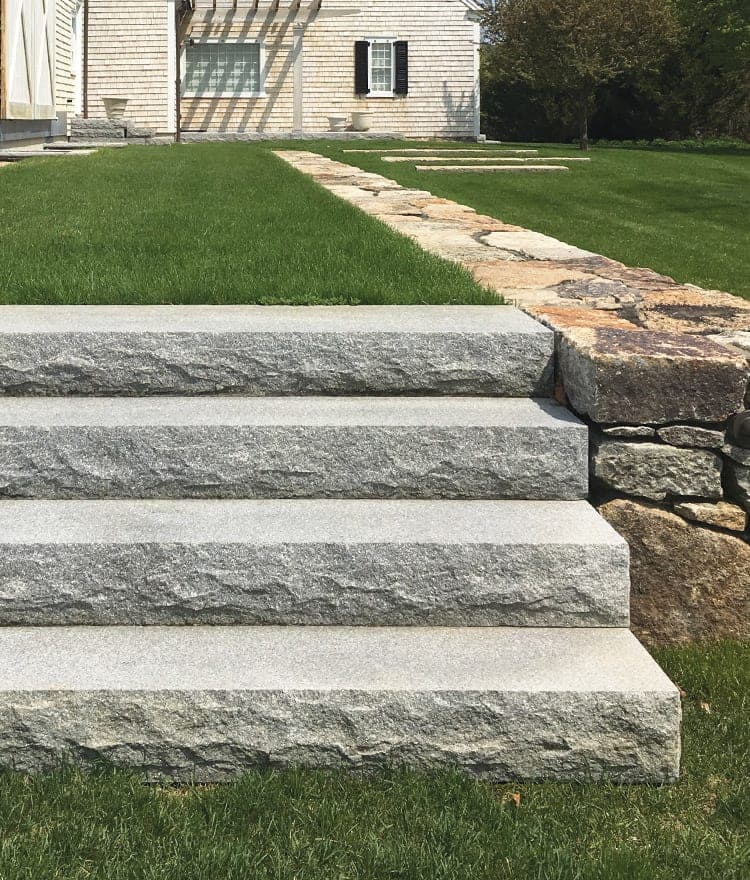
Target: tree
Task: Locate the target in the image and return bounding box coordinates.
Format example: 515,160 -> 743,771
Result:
483,0 -> 681,149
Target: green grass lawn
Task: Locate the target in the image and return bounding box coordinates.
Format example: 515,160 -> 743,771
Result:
0,642 -> 747,880
0,145 -> 488,305
306,140 -> 750,300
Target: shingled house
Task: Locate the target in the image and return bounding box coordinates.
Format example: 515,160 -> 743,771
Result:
1,0 -> 483,143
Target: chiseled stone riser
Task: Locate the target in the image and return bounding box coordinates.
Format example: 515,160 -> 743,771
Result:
0,626 -> 681,783
0,306 -> 554,397
0,424 -> 588,501
0,544 -> 626,627
0,503 -> 629,626
0,689 -> 678,783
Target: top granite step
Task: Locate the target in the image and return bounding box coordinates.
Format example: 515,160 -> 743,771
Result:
0,306 -> 553,397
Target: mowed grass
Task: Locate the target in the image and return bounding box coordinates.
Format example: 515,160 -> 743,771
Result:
0,144 -> 489,304
309,140 -> 750,300
0,642 -> 747,880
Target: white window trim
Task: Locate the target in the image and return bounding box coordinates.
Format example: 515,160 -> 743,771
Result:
181,39 -> 267,99
366,37 -> 396,98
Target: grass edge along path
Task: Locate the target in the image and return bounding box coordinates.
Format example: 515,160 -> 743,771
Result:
0,641 -> 747,880
0,144 -> 491,305
306,139 -> 750,301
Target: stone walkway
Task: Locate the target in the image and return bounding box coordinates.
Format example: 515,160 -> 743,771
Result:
274,151 -> 750,353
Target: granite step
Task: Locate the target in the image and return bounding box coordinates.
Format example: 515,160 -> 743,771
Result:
0,396 -> 587,500
0,499 -> 628,626
0,306 -> 553,397
0,625 -> 681,782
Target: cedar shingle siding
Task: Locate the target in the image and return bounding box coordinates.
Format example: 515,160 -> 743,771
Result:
87,0 -> 170,131
83,0 -> 478,137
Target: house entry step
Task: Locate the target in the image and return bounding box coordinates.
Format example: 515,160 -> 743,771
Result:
0,396 -> 588,501
0,305 -> 553,398
0,625 -> 681,783
0,499 -> 629,627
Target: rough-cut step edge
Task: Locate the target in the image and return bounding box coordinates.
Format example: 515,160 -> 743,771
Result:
0,500 -> 629,628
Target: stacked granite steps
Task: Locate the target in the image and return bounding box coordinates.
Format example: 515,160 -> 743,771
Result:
0,305 -> 681,782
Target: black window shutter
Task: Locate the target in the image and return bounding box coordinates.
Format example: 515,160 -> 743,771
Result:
394,41 -> 409,96
355,41 -> 370,95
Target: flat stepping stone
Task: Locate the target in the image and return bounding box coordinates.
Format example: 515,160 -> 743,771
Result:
0,305 -> 553,397
0,498 -> 629,627
0,625 -> 680,782
344,148 -> 539,155
383,156 -> 591,163
416,165 -> 571,173
0,396 -> 588,501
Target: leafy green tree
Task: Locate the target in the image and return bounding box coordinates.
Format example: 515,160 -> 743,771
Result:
483,0 -> 681,149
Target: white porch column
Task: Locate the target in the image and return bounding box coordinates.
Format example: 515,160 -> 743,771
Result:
167,0 -> 177,134
473,22 -> 481,141
293,24 -> 304,133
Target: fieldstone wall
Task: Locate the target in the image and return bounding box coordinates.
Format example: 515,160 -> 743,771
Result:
531,305 -> 750,645
276,151 -> 750,646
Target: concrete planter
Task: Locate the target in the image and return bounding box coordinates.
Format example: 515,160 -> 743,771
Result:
327,115 -> 348,132
102,97 -> 128,121
351,112 -> 373,132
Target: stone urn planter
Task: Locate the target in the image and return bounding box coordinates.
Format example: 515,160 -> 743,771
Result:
327,114 -> 348,132
102,97 -> 129,121
351,111 -> 373,132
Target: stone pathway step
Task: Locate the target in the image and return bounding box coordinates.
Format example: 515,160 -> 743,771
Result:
343,149 -> 540,155
382,156 -> 592,163
0,306 -> 553,397
0,396 -> 588,500
0,625 -> 680,782
416,165 -> 571,174
0,499 -> 628,627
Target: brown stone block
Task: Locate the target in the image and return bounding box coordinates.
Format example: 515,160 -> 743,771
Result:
599,499 -> 750,645
558,326 -> 749,424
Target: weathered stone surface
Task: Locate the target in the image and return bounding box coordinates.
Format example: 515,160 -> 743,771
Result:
0,397 -> 588,500
603,426 -> 656,439
0,626 -> 681,782
591,438 -> 722,501
0,499 -> 629,626
0,306 -> 554,397
600,499 -> 750,645
724,460 -> 750,509
673,501 -> 747,532
724,443 -> 750,466
480,230 -> 596,261
657,426 -> 725,449
633,288 -> 750,335
556,326 -> 748,424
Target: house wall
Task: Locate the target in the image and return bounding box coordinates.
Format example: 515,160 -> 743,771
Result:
55,0 -> 76,116
180,0 -> 479,137
1,0 -> 73,142
86,0 -> 171,131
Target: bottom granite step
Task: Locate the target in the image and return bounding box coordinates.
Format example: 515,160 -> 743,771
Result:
0,627 -> 680,782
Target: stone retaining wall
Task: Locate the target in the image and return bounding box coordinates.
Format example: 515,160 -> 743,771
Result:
275,151 -> 750,645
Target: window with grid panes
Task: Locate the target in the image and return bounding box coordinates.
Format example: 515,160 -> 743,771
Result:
184,42 -> 262,96
370,41 -> 394,94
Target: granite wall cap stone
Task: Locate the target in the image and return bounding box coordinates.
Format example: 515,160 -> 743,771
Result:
556,327 -> 749,425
